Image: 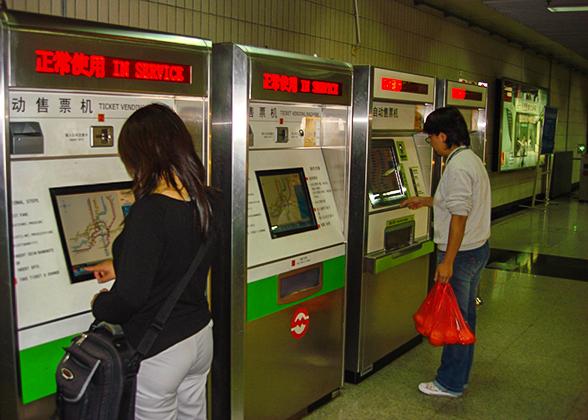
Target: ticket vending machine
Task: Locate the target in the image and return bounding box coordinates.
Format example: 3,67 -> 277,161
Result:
437,80 -> 488,165
345,66 -> 435,384
0,11 -> 210,418
211,44 -> 352,420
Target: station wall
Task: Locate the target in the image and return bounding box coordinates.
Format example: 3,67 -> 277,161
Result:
8,0 -> 588,209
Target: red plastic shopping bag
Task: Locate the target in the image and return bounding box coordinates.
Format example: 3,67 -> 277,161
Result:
413,282 -> 443,337
444,284 -> 476,345
413,282 -> 476,346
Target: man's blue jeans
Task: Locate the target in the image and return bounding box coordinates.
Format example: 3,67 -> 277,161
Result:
433,241 -> 490,395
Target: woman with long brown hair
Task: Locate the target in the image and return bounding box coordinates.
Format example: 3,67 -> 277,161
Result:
88,103 -> 219,419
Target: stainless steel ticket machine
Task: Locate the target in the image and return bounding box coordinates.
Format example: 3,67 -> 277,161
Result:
0,11 -> 210,418
211,44 -> 352,420
437,80 -> 488,164
345,66 -> 435,384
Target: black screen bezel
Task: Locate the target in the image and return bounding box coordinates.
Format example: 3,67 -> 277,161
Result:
49,181 -> 133,284
368,140 -> 408,208
255,168 -> 318,239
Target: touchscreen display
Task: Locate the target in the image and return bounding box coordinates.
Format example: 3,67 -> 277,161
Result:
50,182 -> 134,283
368,144 -> 407,207
256,168 -> 318,239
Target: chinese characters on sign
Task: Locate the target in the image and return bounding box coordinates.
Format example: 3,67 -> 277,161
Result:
35,50 -> 192,84
263,73 -> 342,96
12,96 -> 94,115
10,91 -> 150,119
373,106 -> 399,119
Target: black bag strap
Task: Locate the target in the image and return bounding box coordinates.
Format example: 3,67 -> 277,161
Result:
129,234 -> 214,371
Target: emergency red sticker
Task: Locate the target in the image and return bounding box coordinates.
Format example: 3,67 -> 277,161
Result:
291,308 -> 310,339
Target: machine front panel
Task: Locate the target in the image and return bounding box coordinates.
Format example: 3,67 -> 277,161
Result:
244,288 -> 344,420
248,148 -> 345,268
243,90 -> 349,418
247,246 -> 345,321
366,208 -> 429,255
361,256 -> 429,369
9,91 -> 205,404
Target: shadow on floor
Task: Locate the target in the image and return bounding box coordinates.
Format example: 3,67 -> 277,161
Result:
487,248 -> 588,282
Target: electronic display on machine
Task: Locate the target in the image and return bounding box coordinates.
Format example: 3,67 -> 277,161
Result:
35,49 -> 192,84
451,88 -> 484,101
368,143 -> 408,207
256,168 -> 318,239
50,181 -> 134,283
381,78 -> 429,95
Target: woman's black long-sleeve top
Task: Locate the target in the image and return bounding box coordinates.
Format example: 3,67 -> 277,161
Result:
92,192 -> 216,358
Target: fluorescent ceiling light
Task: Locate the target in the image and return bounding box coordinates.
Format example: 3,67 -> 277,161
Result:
547,5 -> 588,12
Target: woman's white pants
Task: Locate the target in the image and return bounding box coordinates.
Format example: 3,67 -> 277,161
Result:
135,321 -> 213,420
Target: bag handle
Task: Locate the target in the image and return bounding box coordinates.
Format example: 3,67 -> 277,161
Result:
128,233 -> 214,372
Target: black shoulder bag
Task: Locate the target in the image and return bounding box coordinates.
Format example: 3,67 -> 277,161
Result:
54,237 -> 213,420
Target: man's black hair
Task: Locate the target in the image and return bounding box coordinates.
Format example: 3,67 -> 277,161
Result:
424,106 -> 470,148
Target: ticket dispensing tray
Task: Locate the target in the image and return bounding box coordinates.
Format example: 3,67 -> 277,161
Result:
364,215 -> 434,274
364,239 -> 435,275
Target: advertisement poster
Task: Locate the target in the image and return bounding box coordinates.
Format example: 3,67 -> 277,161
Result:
496,79 -> 549,171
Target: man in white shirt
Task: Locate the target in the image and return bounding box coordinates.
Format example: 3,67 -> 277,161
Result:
402,106 -> 491,398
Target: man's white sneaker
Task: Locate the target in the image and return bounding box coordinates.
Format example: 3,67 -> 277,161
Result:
418,382 -> 461,398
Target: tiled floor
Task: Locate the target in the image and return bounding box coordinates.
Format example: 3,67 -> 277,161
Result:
305,195 -> 588,420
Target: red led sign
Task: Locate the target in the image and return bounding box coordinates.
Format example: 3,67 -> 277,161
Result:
382,78 -> 403,92
36,50 -> 192,84
381,78 -> 429,95
263,73 -> 342,96
452,88 -> 466,100
451,88 -> 483,102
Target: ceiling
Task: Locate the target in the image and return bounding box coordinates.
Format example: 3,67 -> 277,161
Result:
414,0 -> 588,75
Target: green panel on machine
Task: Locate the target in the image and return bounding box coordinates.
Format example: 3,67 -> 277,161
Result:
247,255 -> 346,322
19,335 -> 76,403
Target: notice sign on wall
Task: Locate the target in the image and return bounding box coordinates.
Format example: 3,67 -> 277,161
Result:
541,107 -> 558,155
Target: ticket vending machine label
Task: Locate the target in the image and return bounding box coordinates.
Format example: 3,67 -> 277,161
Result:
372,102 -> 424,131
